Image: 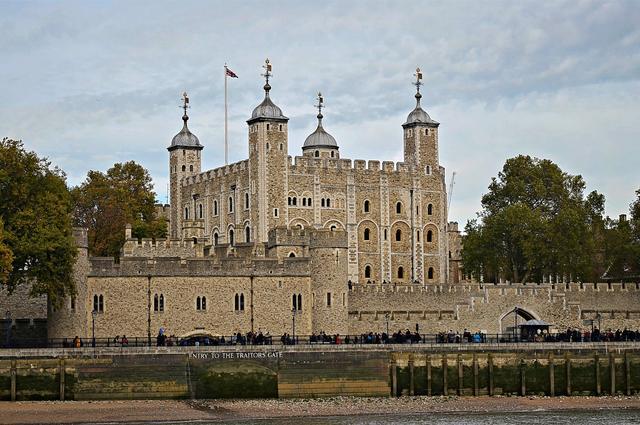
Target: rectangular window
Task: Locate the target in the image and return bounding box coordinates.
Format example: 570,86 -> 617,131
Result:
274,208 -> 279,217
326,292 -> 332,307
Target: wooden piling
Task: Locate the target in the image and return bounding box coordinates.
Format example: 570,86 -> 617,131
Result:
565,355 -> 571,396
488,354 -> 494,396
595,353 -> 601,396
610,354 -> 616,395
549,354 -> 555,397
426,354 -> 432,396
472,353 -> 479,396
442,355 -> 448,396
457,354 -> 463,396
10,359 -> 16,402
59,358 -> 65,401
409,355 -> 415,396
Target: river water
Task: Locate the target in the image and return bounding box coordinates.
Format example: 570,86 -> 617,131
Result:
160,410 -> 640,424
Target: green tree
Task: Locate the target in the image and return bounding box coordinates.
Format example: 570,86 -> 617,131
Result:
0,219 -> 13,284
72,161 -> 166,257
462,155 -> 599,283
0,138 -> 77,304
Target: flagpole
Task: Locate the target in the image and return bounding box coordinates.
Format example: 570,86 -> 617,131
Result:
224,64 -> 228,165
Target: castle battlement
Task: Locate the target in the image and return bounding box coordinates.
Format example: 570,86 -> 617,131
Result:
288,155 -> 422,177
89,254 -> 311,277
181,159 -> 250,186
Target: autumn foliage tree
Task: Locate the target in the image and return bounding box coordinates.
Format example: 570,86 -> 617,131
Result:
71,161 -> 166,257
0,138 -> 77,304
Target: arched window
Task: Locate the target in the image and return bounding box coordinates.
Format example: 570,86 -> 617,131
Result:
427,204 -> 433,215
229,229 -> 234,245
184,207 -> 189,219
427,230 -> 433,242
292,294 -> 297,310
245,226 -> 251,243
331,151 -> 335,158
302,198 -> 306,207
154,294 -> 158,312
307,198 -> 312,206
326,199 -> 331,208
364,200 -> 370,213
397,267 -> 404,279
198,204 -> 203,219
189,165 -> 193,172
235,293 -> 245,311
396,202 -> 402,214
196,296 -> 201,310
266,142 -> 270,150
293,197 -> 297,206
425,165 -> 431,175
201,296 -> 206,310
289,252 -> 296,258
428,267 -> 434,279
182,165 -> 186,172
364,228 -> 370,241
417,230 -> 420,242
321,199 -> 325,207
395,229 -> 402,241
245,193 -> 249,209
315,150 -> 319,157
213,232 -> 219,245
229,196 -> 234,213
384,229 -> 388,240
98,295 -> 104,312
298,294 -> 302,311
364,265 -> 371,278
330,225 -> 337,231
288,197 -> 292,206
213,200 -> 218,216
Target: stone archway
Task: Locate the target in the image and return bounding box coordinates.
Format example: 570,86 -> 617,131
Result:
499,306 -> 538,335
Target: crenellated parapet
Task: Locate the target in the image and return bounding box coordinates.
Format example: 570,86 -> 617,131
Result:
181,159 -> 250,187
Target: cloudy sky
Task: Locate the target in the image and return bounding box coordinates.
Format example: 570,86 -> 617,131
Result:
1,0 -> 639,225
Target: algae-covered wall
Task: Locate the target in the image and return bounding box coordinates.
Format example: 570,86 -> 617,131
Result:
0,344 -> 638,401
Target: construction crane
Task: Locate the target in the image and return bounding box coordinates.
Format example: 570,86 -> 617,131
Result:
448,171 -> 456,213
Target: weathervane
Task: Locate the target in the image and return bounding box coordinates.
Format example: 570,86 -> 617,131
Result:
181,91 -> 190,117
261,58 -> 272,87
315,92 -> 324,118
413,67 -> 423,94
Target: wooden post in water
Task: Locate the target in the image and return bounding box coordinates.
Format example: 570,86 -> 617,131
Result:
426,354 -> 432,396
457,354 -> 463,396
565,354 -> 572,396
409,355 -> 415,396
520,358 -> 526,396
10,359 -> 16,402
391,360 -> 398,397
549,354 -> 555,397
625,353 -> 631,396
595,353 -> 601,396
59,358 -> 65,401
610,354 -> 616,395
442,355 -> 448,396
488,354 -> 494,396
472,353 -> 479,396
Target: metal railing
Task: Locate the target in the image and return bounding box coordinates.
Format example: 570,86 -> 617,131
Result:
3,331 -> 640,349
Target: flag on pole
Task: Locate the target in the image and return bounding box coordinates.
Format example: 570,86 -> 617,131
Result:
225,67 -> 238,78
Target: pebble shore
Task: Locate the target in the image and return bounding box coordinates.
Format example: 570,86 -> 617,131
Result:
1,396 -> 639,424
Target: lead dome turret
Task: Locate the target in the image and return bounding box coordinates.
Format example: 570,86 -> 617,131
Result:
302,92 -> 339,158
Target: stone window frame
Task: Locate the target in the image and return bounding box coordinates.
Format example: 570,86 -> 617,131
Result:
396,201 -> 403,214
92,294 -> 104,313
292,293 -> 303,311
153,293 -> 165,312
397,266 -> 404,279
228,196 -> 234,213
326,292 -> 332,307
427,203 -> 433,215
184,207 -> 189,220
395,229 -> 402,242
364,264 -> 372,279
198,203 -> 203,219
244,192 -> 250,210
363,199 -> 370,213
427,267 -> 434,280
213,199 -> 219,216
234,293 -> 245,311
363,227 -> 371,241
228,227 -> 235,245
196,296 -> 207,311
426,230 -> 433,243
245,225 -> 251,243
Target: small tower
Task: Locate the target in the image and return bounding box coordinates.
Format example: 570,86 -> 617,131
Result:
302,92 -> 340,159
402,68 -> 440,172
168,92 -> 203,239
247,59 -> 289,242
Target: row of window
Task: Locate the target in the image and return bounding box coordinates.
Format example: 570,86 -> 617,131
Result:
363,266 -> 435,280
186,194 -> 252,220
362,228 -> 435,243
212,226 -> 251,246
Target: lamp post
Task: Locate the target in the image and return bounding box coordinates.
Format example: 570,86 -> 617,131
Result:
91,309 -> 97,348
291,307 -> 297,345
5,311 -> 11,348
